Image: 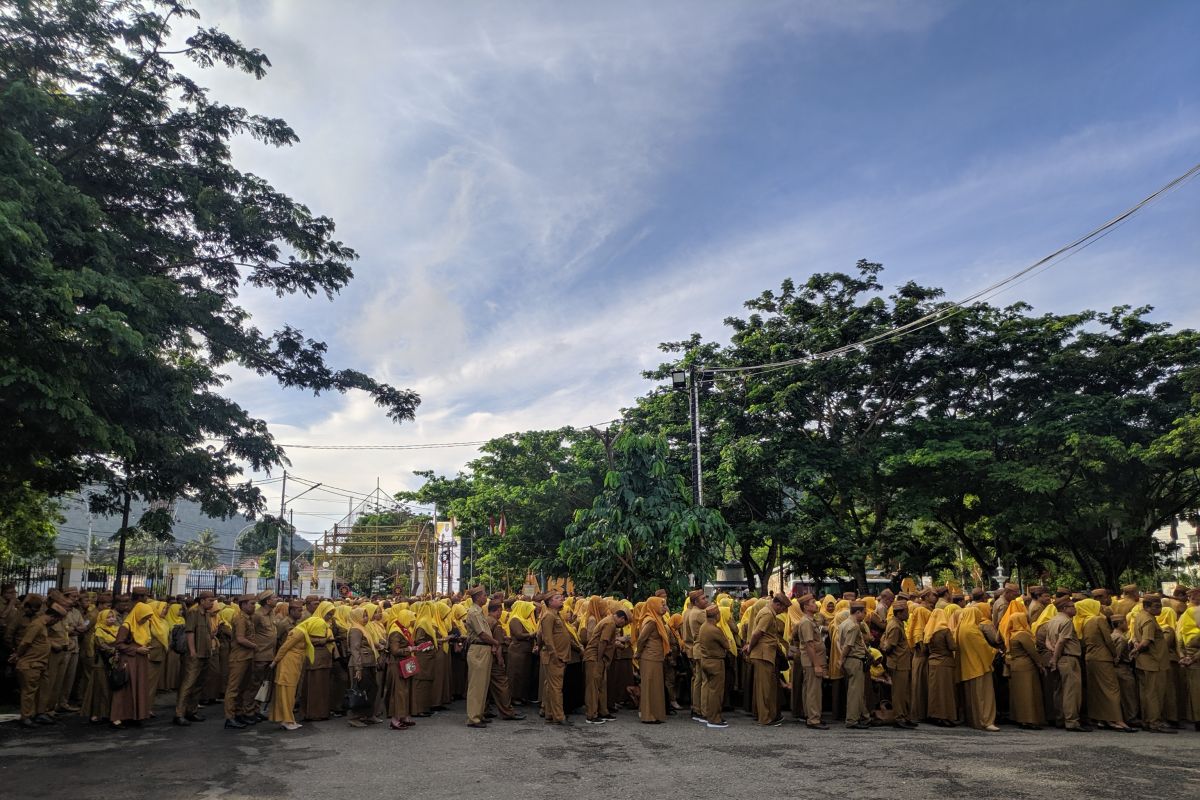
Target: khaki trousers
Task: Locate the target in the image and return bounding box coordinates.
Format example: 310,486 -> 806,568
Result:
243,661 -> 270,716
60,650 -> 80,706
465,644 -> 492,724
891,667 -> 912,723
844,657 -> 867,725
752,657 -> 777,724
224,658 -> 251,719
1137,667 -> 1163,727
487,651 -> 515,717
541,659 -> 565,722
690,654 -> 704,712
18,663 -> 46,719
802,665 -> 823,725
176,655 -> 208,717
584,659 -> 608,719
37,650 -> 66,714
1055,655 -> 1082,727
699,658 -> 725,723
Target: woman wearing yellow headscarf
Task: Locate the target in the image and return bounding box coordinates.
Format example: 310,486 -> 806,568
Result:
111,601 -> 155,726
956,604 -> 998,730
923,607 -> 957,727
908,601 -> 932,722
1155,603 -> 1182,723
269,614 -> 324,731
507,600 -> 537,705
1004,612 -> 1045,729
81,601 -> 118,723
346,606 -> 381,726
384,608 -> 417,729
637,596 -> 670,723
162,601 -> 185,692
145,600 -> 171,697
1178,597 -> 1200,729
300,600 -> 335,722
411,602 -> 441,717
608,599 -> 636,711
433,601 -> 456,707
1075,598 -> 1131,731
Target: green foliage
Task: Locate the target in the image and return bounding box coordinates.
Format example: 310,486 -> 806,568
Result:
182,528 -> 220,570
0,0 -> 418,537
238,515 -> 289,555
558,432 -> 732,597
0,484 -> 61,560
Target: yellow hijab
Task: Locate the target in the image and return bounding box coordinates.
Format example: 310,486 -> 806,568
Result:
1005,610 -> 1032,649
166,603 -> 185,627
510,600 -> 537,636
349,606 -> 378,653
146,600 -> 171,648
413,601 -> 440,646
716,605 -> 737,654
390,608 -> 417,637
95,610 -> 120,645
907,604 -> 931,648
1031,602 -> 1057,636
641,596 -> 671,653
293,615 -> 328,663
998,596 -> 1027,645
1177,606 -> 1200,648
922,607 -> 951,644
122,602 -> 155,647
955,604 -> 994,682
828,609 -> 851,679
217,605 -> 236,630
1073,598 -> 1102,637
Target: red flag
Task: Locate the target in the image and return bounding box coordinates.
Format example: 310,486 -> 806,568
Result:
498,513 -> 507,537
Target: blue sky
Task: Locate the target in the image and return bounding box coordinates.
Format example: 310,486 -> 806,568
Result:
188,0 -> 1200,539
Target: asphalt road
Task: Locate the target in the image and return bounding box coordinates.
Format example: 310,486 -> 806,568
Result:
2,695 -> 1198,800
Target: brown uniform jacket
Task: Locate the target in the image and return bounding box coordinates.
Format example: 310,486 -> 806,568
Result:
793,615 -> 825,668
184,606 -> 215,658
16,616 -> 51,668
880,616 -> 912,670
1132,610 -> 1162,672
251,607 -> 277,662
583,615 -> 616,663
696,621 -> 727,661
749,605 -> 781,662
229,612 -> 255,663
538,609 -> 572,665
683,606 -> 706,657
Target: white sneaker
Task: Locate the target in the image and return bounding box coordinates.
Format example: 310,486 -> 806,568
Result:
282,721 -> 302,731
706,721 -> 729,728
585,717 -> 607,725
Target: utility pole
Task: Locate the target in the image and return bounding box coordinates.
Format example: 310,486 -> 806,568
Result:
689,364 -> 703,506
274,470 -> 287,594
288,508 -> 295,597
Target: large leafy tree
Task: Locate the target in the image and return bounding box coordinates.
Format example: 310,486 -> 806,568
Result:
558,431 -> 732,598
0,1 -> 418,566
181,528 -> 219,570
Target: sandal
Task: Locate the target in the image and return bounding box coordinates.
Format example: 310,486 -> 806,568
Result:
347,719 -> 368,728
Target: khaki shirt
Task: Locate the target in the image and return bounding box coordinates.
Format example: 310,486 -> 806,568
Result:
880,616 -> 911,670
464,603 -> 490,646
794,615 -> 825,668
838,616 -> 868,660
538,608 -> 572,665
1132,610 -> 1162,672
683,606 -> 706,657
63,607 -> 84,653
251,606 -> 277,662
17,617 -> 51,668
230,612 -> 255,663
749,605 -> 781,662
184,606 -> 214,658
1045,614 -> 1081,658
583,615 -> 616,663
696,620 -> 728,661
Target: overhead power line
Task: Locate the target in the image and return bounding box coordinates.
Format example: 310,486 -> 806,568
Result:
705,160 -> 1200,377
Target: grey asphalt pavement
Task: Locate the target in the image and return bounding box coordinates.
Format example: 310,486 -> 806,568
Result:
2,696 -> 1198,800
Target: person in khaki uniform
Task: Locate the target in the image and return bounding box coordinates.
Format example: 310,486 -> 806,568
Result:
1114,584 -> 1140,619
696,605 -> 729,727
10,596 -> 58,727
1179,587 -> 1200,731
37,592 -> 69,717
174,590 -> 216,726
838,602 -> 871,729
538,593 -> 572,724
463,586 -> 497,728
744,593 -> 787,726
1046,597 -> 1089,731
583,603 -> 620,723
485,602 -> 525,722
224,595 -> 257,729
58,588 -> 85,712
791,593 -> 827,730
881,595 -> 916,728
1077,599 -> 1133,732
1131,594 -> 1174,733
245,590 -> 277,722
682,590 -> 708,718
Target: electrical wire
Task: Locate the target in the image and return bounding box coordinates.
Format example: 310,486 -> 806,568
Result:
704,160 -> 1200,377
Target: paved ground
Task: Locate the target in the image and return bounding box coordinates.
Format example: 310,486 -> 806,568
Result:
2,696 -> 1199,800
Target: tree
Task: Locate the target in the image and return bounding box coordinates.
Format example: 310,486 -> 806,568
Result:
0,0 -> 419,573
182,528 -> 220,570
0,484 -> 60,561
558,432 -> 732,598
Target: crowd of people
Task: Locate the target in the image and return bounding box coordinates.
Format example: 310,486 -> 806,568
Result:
2,579 -> 1198,734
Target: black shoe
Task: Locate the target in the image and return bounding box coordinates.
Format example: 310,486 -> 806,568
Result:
185,712 -> 205,722
806,723 -> 829,730
253,712 -> 268,722
33,714 -> 56,725
902,720 -> 919,729
601,713 -> 616,720
500,713 -> 526,721
846,721 -> 870,730
224,718 -> 246,730
19,718 -> 36,729
484,712 -> 497,719
414,712 -> 433,718
172,716 -> 191,726
467,722 -> 487,728
768,716 -> 784,727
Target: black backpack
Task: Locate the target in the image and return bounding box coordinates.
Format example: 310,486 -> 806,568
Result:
169,623 -> 189,655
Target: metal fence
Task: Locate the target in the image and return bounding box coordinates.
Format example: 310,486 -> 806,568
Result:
184,569 -> 245,598
0,557 -> 155,597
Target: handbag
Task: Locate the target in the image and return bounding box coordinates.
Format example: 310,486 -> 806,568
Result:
254,679 -> 272,704
397,655 -> 420,679
108,656 -> 130,690
343,680 -> 370,710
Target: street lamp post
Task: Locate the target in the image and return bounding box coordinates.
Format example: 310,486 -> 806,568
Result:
671,366 -> 705,507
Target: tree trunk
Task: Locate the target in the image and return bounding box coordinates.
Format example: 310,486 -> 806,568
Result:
852,559 -> 869,596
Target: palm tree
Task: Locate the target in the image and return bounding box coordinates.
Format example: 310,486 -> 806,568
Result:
183,529 -> 220,570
